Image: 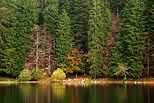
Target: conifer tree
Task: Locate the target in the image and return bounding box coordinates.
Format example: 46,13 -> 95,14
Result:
0,0 -> 36,76
12,0 -> 36,76
87,0 -> 105,78
110,0 -> 145,77
43,4 -> 60,69
0,1 -> 15,74
43,5 -> 59,38
142,0 -> 154,76
58,0 -> 70,14
101,7 -> 112,75
69,0 -> 90,52
109,0 -> 126,17
55,10 -> 73,66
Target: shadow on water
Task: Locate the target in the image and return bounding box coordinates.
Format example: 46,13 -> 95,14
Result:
0,83 -> 154,103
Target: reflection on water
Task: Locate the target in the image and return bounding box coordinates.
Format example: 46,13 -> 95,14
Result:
0,83 -> 154,103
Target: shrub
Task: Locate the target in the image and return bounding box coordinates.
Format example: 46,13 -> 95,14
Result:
31,70 -> 43,81
123,78 -> 127,81
18,69 -> 32,81
51,68 -> 66,80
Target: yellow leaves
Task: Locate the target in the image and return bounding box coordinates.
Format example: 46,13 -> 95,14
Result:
41,53 -> 45,55
51,68 -> 66,80
66,46 -> 87,73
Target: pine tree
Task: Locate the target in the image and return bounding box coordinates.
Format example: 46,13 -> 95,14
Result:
55,10 -> 73,66
87,0 -> 105,78
110,0 -> 145,77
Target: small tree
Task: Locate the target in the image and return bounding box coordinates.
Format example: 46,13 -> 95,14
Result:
66,46 -> 85,78
114,63 -> 130,80
51,68 -> 66,80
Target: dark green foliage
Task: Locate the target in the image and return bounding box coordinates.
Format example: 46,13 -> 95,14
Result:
69,0 -> 90,52
87,0 -> 105,78
110,0 -> 145,77
55,10 -> 73,66
0,0 -> 36,77
103,8 -> 112,37
12,0 -> 36,77
43,4 -> 59,38
109,0 -> 127,17
143,0 -> 154,75
0,0 -> 153,78
109,49 -> 120,76
0,2 -> 13,74
31,70 -> 43,81
58,0 -> 70,14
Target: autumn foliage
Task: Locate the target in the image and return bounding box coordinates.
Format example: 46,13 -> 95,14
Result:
51,68 -> 66,80
59,46 -> 87,74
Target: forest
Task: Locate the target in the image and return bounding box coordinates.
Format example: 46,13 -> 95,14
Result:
0,0 -> 154,79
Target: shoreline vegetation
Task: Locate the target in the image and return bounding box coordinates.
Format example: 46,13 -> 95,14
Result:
1,0 -> 154,83
1,77 -> 154,85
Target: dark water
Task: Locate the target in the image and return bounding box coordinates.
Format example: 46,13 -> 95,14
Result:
0,83 -> 154,103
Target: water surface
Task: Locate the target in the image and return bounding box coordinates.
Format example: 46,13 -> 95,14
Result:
0,83 -> 154,103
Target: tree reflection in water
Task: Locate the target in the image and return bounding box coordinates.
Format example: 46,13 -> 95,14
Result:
0,83 -> 154,103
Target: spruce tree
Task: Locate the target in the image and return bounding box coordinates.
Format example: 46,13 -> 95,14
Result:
12,0 -> 36,76
0,0 -> 36,76
69,0 -> 90,52
87,0 -> 105,78
0,1 -> 15,74
55,10 -> 73,66
43,4 -> 59,38
110,0 -> 145,77
143,0 -> 154,76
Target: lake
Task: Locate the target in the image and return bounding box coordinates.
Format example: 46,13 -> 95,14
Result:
0,83 -> 154,103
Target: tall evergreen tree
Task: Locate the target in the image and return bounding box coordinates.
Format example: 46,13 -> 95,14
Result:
109,0 -> 145,77
0,0 -> 36,76
43,4 -> 59,38
69,0 -> 90,52
55,10 -> 73,66
0,1 -> 16,74
12,0 -> 36,76
101,8 -> 112,75
142,0 -> 154,76
87,0 -> 105,78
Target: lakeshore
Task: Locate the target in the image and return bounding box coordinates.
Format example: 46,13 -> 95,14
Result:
1,77 -> 154,85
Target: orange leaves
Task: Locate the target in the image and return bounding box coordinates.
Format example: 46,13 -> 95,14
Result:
66,46 -> 86,73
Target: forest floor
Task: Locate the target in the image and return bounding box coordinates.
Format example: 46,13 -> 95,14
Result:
1,76 -> 154,85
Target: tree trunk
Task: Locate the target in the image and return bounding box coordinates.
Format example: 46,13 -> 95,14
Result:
36,26 -> 39,71
147,34 -> 150,77
94,74 -> 96,80
48,49 -> 51,75
76,72 -> 77,79
125,74 -> 126,79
